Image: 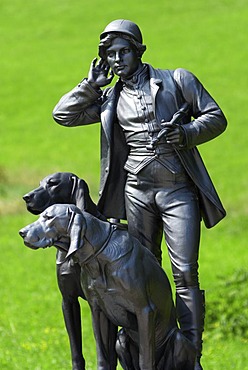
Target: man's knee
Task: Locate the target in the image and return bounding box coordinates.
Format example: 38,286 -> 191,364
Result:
173,265 -> 199,289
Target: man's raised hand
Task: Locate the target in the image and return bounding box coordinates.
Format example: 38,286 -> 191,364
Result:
88,58 -> 114,89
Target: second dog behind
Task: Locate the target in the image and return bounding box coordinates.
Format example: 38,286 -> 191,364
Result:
22,172 -> 105,370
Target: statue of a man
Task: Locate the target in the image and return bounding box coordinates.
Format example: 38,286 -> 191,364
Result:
53,19 -> 227,369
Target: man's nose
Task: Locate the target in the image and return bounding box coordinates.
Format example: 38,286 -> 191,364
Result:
115,51 -> 122,62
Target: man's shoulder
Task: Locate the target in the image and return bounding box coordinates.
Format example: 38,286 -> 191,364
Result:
147,63 -> 172,77
173,68 -> 196,80
147,64 -> 194,84
148,64 -> 193,78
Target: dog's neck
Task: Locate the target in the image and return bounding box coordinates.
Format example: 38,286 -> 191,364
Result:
51,212 -> 116,265
85,214 -> 113,247
76,214 -> 114,264
53,235 -> 70,253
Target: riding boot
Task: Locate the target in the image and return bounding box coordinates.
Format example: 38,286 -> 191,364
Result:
176,288 -> 205,370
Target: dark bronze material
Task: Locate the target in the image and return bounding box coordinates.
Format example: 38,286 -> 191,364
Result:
23,172 -> 105,370
20,204 -> 197,370
146,102 -> 190,150
51,19 -> 227,369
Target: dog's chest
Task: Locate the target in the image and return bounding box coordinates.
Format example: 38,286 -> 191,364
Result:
80,261 -> 137,328
84,282 -> 136,328
81,259 -> 120,293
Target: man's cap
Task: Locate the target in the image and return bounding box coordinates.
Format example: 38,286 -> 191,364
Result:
100,19 -> 143,43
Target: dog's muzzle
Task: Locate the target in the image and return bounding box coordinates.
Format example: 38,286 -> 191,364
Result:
19,228 -> 53,249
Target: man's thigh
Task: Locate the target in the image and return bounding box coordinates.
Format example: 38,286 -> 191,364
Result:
125,175 -> 163,263
156,184 -> 201,287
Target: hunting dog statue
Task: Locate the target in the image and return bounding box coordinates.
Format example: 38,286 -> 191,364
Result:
19,204 -> 196,370
23,172 -> 105,370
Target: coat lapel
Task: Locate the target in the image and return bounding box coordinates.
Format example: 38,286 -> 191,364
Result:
150,74 -> 162,111
148,65 -> 176,120
100,81 -> 122,143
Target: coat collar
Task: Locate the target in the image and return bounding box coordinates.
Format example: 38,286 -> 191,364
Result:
147,64 -> 163,91
147,64 -> 163,109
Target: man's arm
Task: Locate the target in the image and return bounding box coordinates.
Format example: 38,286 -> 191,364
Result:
52,80 -> 103,127
173,68 -> 227,149
52,58 -> 114,127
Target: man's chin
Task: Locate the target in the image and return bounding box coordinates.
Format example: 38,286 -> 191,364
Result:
114,67 -> 127,77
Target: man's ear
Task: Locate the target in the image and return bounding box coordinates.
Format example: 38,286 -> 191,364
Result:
66,207 -> 86,258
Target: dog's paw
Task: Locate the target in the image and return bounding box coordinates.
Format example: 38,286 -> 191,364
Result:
72,358 -> 86,370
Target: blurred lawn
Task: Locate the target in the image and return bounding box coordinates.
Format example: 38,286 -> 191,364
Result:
0,0 -> 248,369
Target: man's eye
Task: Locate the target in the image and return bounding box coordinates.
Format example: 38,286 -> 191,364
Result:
123,48 -> 130,54
107,52 -> 114,58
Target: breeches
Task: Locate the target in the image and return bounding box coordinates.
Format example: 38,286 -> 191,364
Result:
125,160 -> 201,289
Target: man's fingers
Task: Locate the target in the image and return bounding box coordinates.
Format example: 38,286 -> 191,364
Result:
91,57 -> 98,67
162,124 -> 180,144
98,58 -> 105,68
106,71 -> 114,84
161,123 -> 175,130
104,64 -> 110,72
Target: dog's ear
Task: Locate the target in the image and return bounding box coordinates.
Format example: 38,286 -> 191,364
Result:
66,206 -> 86,258
71,176 -> 87,210
71,176 -> 99,217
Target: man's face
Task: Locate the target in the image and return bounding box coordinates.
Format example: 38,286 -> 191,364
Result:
106,37 -> 141,78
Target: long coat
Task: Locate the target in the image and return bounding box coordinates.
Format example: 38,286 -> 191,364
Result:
53,64 -> 227,228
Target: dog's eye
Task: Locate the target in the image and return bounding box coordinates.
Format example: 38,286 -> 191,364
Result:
43,214 -> 54,220
47,179 -> 59,186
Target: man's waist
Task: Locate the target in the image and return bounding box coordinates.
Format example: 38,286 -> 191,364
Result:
129,142 -> 175,156
124,151 -> 185,175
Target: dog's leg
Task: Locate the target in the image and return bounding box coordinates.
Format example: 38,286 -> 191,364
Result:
62,298 -> 85,370
90,306 -> 118,370
57,259 -> 86,370
136,305 -> 156,370
116,328 -> 139,370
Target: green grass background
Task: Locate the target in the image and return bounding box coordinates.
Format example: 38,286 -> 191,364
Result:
0,0 -> 248,369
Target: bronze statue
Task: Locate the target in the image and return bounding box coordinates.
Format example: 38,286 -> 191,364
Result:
52,19 -> 227,369
19,204 -> 197,370
23,172 -> 105,370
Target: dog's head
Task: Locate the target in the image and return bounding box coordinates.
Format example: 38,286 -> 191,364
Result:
19,204 -> 87,257
23,172 -> 92,215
